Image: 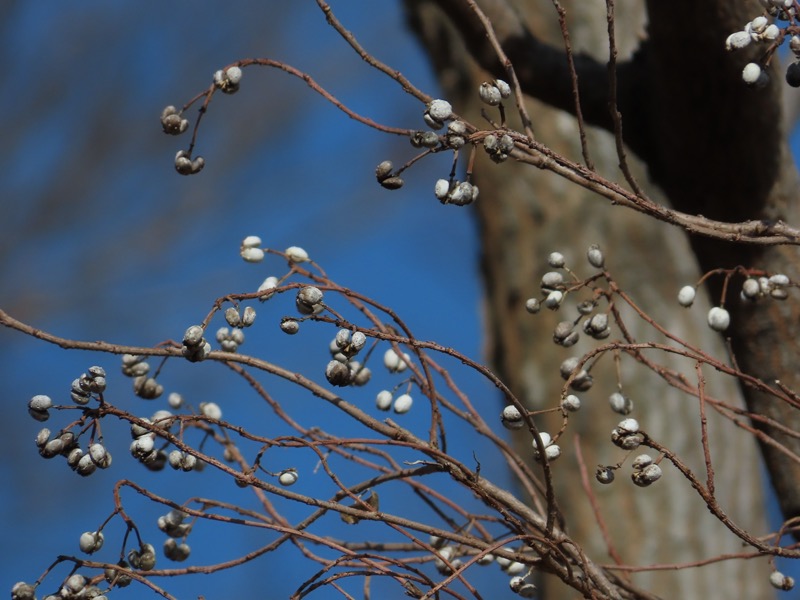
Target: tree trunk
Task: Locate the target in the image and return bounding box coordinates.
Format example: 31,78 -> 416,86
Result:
406,0 -> 786,597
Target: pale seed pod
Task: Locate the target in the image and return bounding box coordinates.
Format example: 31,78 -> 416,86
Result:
544,444 -> 561,461
506,561 -> 526,576
279,469 -> 299,486
524,298 -> 541,314
296,286 -> 324,315
543,290 -> 563,309
375,390 -> 393,411
769,273 -> 790,287
375,160 -> 393,182
224,307 -> 241,327
422,112 -> 444,130
742,277 -> 760,299
285,246 -> 309,263
79,531 -> 104,554
571,370 -> 594,392
559,357 -> 580,379
617,418 -> 640,433
280,318 -> 300,334
632,463 -> 662,487
707,306 -> 731,332
547,252 -> 565,268
609,392 -> 633,415
631,454 -> 653,470
383,348 -> 409,373
750,16 -> 768,33
479,82 -> 502,106
241,235 -> 262,248
200,402 -> 222,420
494,79 -> 512,98
225,65 -> 242,85
241,307 -> 256,327
393,393 -> 413,414
89,443 -> 112,468
742,62 -> 762,84
561,394 -> 581,412
258,276 -> 279,299
763,23 -> 780,40
326,360 -> 352,386
426,99 -> 453,122
596,466 -> 615,484
726,30 -> 752,50
35,427 -> 51,448
501,404 -> 525,430
434,179 -> 450,200
379,177 -> 404,191
769,571 -> 795,590
531,431 -> 552,450
76,452 -> 98,476
352,365 -> 372,386
240,246 -> 265,263
677,285 -> 696,307
184,325 -> 205,347
587,244 -> 604,268
541,271 -> 564,289
29,394 -> 53,411
771,288 -> 789,300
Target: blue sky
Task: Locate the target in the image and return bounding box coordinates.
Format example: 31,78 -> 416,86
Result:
1,2 -> 798,599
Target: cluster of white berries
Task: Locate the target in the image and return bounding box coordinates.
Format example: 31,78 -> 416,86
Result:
128,542 -> 157,571
483,132 -> 514,163
174,149 -> 205,175
157,509 -> 192,562
12,574 -> 111,600
215,305 -> 257,353
181,325 -> 212,362
372,350 -> 414,412
129,412 -> 173,471
678,272 -> 792,334
35,426 -> 112,477
325,328 -> 372,387
434,178 -> 479,205
213,65 -> 243,94
724,8 -> 800,87
120,355 -> 163,398
630,453 -> 662,487
71,365 -> 107,405
559,356 -> 593,392
160,105 -> 189,135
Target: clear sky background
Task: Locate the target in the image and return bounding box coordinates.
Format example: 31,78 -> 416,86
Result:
1,2 -> 797,599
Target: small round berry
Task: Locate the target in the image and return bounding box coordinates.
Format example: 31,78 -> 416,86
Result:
427,99 -> 453,122
631,463 -> 662,487
375,390 -> 393,411
609,392 -> 633,415
587,244 -> 604,268
393,393 -> 413,414
769,571 -> 795,591
561,394 -> 581,412
742,62 -> 762,85
285,246 -> 309,263
278,469 -> 299,486
501,404 -> 525,429
677,285 -> 696,307
524,298 -> 541,314
707,306 -> 731,332
199,402 -> 222,420
596,466 -> 615,484
547,252 -> 565,268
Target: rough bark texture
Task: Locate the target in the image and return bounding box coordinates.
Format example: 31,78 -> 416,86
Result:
405,0 -> 795,597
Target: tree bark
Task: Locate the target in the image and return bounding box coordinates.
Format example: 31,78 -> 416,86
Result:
406,0 -> 789,597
